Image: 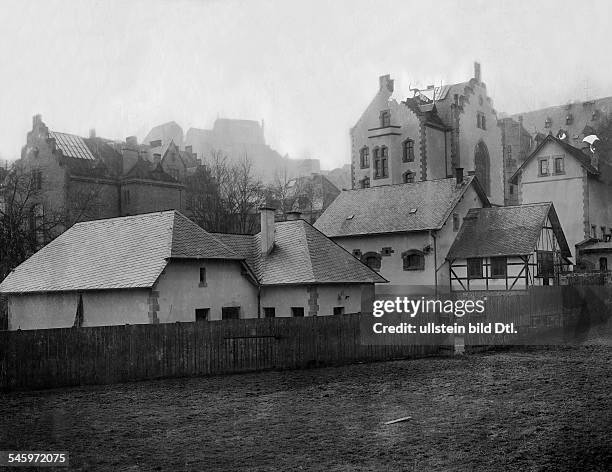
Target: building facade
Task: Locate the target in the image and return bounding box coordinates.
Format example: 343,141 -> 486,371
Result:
350,63 -> 504,205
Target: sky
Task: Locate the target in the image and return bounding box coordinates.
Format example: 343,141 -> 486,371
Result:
1,0 -> 612,170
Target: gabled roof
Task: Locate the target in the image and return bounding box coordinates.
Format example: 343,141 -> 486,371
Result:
510,134 -> 599,183
50,131 -> 95,160
446,202 -> 571,260
0,211 -> 241,294
214,220 -> 387,285
313,176 -> 489,238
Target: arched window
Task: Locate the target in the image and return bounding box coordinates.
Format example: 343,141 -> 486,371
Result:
361,251 -> 382,271
474,140 -> 490,196
360,177 -> 370,189
359,147 -> 370,168
403,171 -> 414,184
402,250 -> 424,271
402,139 -> 415,162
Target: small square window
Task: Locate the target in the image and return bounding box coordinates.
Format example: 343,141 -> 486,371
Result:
352,249 -> 362,258
195,308 -> 210,322
291,307 -> 305,317
490,257 -> 507,278
381,247 -> 394,256
467,258 -> 483,279
199,267 -> 207,286
333,307 -> 345,316
263,307 -> 276,318
539,159 -> 549,176
222,306 -> 240,320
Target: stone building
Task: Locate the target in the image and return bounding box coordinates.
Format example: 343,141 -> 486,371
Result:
350,63 -> 504,205
16,115 -> 186,243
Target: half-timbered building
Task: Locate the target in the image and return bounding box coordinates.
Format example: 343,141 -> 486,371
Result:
446,203 -> 571,291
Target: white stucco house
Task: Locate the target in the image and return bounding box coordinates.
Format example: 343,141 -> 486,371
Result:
313,173 -> 490,290
0,210 -> 385,330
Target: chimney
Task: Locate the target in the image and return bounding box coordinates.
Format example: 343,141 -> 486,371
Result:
185,145 -> 193,154
455,167 -> 464,185
260,207 -> 276,254
286,211 -> 302,221
379,74 -> 394,93
89,128 -> 96,138
33,114 -> 42,127
474,62 -> 481,83
150,139 -> 162,148
126,136 -> 138,146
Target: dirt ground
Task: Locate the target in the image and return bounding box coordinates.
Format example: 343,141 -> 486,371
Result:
1,336 -> 611,471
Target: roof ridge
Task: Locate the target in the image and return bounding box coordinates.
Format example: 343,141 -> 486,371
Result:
298,220 -> 317,283
72,210 -> 177,226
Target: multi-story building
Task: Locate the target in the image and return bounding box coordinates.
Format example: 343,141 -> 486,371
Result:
350,63 -> 504,205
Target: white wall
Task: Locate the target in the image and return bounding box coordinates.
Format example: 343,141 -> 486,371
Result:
8,289 -> 150,330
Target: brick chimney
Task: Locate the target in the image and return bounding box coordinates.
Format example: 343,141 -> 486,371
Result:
379,74 -> 394,93
455,167 -> 464,185
89,128 -> 96,138
260,207 -> 276,254
286,211 -> 302,221
474,62 -> 481,83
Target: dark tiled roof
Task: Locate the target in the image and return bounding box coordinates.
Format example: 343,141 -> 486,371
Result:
510,135 -> 599,183
215,221 -> 386,285
314,176 -> 487,237
124,159 -> 178,183
446,203 -> 571,259
0,211 -> 241,294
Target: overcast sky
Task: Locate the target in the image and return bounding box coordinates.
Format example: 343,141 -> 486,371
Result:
1,0 -> 611,169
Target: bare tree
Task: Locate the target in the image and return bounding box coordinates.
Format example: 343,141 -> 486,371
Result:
225,154 -> 264,234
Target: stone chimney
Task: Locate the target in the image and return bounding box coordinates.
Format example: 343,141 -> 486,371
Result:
89,128 -> 96,139
474,62 -> 481,83
379,74 -> 394,93
286,211 -> 302,221
260,207 -> 276,254
455,167 -> 464,185
126,136 -> 138,146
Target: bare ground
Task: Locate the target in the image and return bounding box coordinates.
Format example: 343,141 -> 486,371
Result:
1,339 -> 611,471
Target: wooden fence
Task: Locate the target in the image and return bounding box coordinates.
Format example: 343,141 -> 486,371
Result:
1,286 -> 610,392
0,314 -> 440,392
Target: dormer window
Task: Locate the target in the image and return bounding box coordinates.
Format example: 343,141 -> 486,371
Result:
545,117 -> 552,128
359,146 -> 370,168
402,139 -> 415,162
380,110 -> 391,127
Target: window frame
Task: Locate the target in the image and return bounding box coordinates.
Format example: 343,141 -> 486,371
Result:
490,256 -> 507,279
536,251 -> 554,278
361,251 -> 382,271
333,307 -> 345,316
221,306 -> 241,320
199,267 -> 207,287
467,258 -> 483,279
359,146 -> 370,169
403,171 -> 414,184
402,139 -> 415,162
291,307 -> 305,317
195,308 -> 210,322
402,250 -> 425,271
380,109 -> 391,127
263,307 -> 276,318
553,156 -> 564,174
539,158 -> 549,176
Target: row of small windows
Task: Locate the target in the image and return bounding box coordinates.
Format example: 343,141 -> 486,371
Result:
545,111 -> 600,128
538,156 -> 564,176
359,171 -> 414,188
466,252 -> 555,279
359,140 -> 415,170
353,249 -> 425,271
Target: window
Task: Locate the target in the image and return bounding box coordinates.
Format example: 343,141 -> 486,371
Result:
601,227 -> 607,241
467,258 -> 483,279
490,257 -> 507,278
403,171 -> 414,183
506,145 -> 512,158
402,250 -> 425,271
453,213 -> 460,232
333,307 -> 345,316
199,267 -> 207,286
592,110 -> 600,121
222,307 -> 240,320
553,156 -> 564,174
380,146 -> 388,178
566,113 -> 573,125
381,247 -> 393,256
263,307 -> 276,318
380,110 -> 391,127
291,307 -> 305,317
195,308 -> 210,322
536,251 -> 554,278
539,159 -> 549,176
599,257 -> 608,272
545,117 -> 552,128
360,177 -> 370,189
592,225 -> 597,238
402,139 -> 415,162
360,147 -> 370,168
509,185 -> 514,195
373,147 -> 380,177
477,112 -> 486,130
362,252 -> 382,271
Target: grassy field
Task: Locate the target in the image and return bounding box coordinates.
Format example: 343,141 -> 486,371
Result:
1,339 -> 611,471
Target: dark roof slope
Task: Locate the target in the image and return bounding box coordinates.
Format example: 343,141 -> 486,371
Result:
215,220 -> 387,285
0,211 -> 240,294
446,203 -> 571,259
510,135 -> 599,183
314,176 -> 488,237
124,159 -> 178,183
